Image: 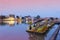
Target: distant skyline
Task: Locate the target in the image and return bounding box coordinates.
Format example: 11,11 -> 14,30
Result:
0,0 -> 60,17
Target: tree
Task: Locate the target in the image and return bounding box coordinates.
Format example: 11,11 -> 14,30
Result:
36,15 -> 40,19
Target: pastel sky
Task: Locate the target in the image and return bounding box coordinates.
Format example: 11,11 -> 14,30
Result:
0,0 -> 60,17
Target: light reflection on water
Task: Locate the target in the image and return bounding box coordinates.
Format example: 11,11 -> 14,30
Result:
0,21 -> 28,40
0,21 -> 59,40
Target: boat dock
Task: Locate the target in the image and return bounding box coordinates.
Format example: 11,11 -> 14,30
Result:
27,23 -> 60,40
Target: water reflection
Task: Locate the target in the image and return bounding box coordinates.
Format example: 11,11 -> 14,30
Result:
0,21 -> 22,26
28,33 -> 46,40
0,21 -> 6,25
4,21 -> 15,26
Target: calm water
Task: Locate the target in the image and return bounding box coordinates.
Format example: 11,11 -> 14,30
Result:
0,21 -> 59,40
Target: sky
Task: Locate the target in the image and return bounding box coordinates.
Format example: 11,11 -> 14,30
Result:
0,0 -> 60,17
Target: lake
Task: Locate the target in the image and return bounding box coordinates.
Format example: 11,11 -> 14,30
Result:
0,21 -> 59,40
